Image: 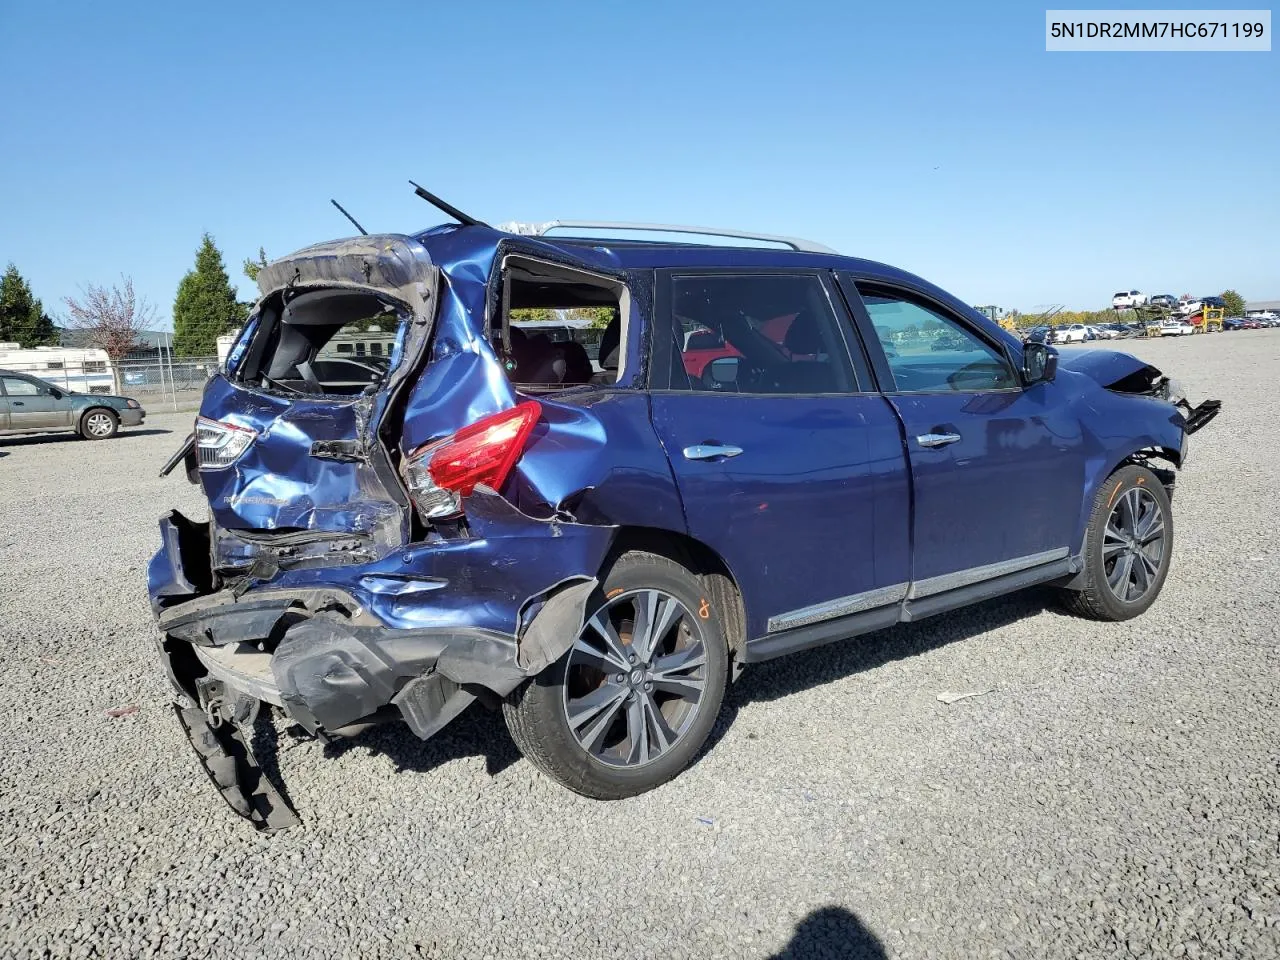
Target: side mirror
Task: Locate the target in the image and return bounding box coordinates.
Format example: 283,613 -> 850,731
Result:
48,387 -> 63,399
1022,342 -> 1057,385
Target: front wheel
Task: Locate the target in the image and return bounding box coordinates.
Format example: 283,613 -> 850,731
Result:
1062,465 -> 1172,621
504,551 -> 729,799
80,409 -> 118,440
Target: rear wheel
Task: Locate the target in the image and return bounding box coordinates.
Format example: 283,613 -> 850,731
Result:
504,551 -> 729,799
1062,464 -> 1172,621
80,409 -> 118,440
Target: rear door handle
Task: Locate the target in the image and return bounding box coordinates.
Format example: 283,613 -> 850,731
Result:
916,432 -> 961,449
683,443 -> 744,461
12,401 -> 23,406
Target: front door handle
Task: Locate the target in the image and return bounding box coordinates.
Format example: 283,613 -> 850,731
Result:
916,432 -> 961,449
683,443 -> 744,461
11,401 -> 24,406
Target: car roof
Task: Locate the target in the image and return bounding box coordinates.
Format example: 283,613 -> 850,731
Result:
409,223 -> 1020,348
416,223 -> 928,287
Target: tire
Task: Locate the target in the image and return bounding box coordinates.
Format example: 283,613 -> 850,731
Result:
1061,464 -> 1172,621
80,408 -> 118,440
503,550 -> 730,799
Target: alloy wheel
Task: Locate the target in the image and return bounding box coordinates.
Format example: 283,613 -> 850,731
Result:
562,589 -> 708,768
1103,487 -> 1166,602
85,413 -> 114,437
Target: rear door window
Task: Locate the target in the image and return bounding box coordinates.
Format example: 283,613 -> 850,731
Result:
2,377 -> 40,397
653,272 -> 861,394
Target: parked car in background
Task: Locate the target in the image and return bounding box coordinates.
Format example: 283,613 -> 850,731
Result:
1223,316 -> 1247,331
1023,326 -> 1051,343
0,370 -> 145,439
1149,294 -> 1178,310
1179,296 -> 1226,317
1056,323 -> 1090,343
1159,320 -> 1196,337
1087,325 -> 1118,340
930,331 -> 971,351
147,218 -> 1220,831
1112,291 -> 1148,309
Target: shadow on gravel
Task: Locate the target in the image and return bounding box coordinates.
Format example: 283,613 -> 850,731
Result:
246,589 -> 1061,804
248,715 -> 302,814
316,704 -> 522,778
0,427 -> 172,447
706,588 -> 1060,756
770,906 -> 886,959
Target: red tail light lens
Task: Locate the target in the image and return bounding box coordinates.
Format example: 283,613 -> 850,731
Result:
403,401 -> 542,519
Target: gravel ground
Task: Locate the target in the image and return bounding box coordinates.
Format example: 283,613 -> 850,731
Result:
1,332 -> 1277,959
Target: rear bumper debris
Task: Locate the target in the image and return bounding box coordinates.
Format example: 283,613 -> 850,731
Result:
149,505 -> 609,829
173,701 -> 299,833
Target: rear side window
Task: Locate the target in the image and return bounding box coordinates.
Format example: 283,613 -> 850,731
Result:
2,377 -> 39,397
495,256 -> 625,390
856,288 -> 1018,393
659,273 -> 856,395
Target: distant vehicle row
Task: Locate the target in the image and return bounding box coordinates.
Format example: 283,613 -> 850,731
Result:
1026,315 -> 1279,343
1111,291 -> 1229,315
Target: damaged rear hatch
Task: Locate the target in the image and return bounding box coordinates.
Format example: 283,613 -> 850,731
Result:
197,235 -> 437,578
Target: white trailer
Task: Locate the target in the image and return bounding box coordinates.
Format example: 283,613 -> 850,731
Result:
0,343 -> 117,394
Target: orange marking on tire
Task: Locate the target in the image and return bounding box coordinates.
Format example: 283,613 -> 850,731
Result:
698,598 -> 711,619
606,588 -> 624,599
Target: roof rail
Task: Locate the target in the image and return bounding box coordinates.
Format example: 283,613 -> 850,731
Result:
495,220 -> 837,254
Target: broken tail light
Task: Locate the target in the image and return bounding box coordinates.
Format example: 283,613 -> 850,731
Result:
195,416 -> 257,469
403,401 -> 542,519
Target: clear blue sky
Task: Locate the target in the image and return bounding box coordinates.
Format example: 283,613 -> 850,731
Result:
1,0 -> 1276,324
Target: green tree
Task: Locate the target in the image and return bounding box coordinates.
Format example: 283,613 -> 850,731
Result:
1221,289 -> 1245,318
566,306 -> 615,329
0,263 -> 56,347
173,234 -> 246,357
243,247 -> 269,283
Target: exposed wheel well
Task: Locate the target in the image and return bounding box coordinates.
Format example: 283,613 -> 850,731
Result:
79,406 -> 118,424
604,527 -> 747,659
1118,446 -> 1179,498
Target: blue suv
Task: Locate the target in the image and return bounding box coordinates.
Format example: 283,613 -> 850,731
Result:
149,205 -> 1219,830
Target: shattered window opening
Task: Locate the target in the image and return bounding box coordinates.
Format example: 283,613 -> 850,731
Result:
235,288 -> 409,399
495,256 -> 629,391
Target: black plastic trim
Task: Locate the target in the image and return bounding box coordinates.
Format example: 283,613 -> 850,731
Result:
901,557 -> 1074,622
741,605 -> 900,663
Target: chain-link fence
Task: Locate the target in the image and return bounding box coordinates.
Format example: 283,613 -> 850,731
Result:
116,355 -> 220,407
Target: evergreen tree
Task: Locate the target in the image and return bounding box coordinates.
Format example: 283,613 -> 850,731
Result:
173,234 -> 246,356
1221,289 -> 1246,318
242,247 -> 269,283
0,263 -> 56,347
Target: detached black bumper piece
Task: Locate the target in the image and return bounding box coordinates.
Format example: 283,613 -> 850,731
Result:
173,702 -> 299,833
1178,398 -> 1222,435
